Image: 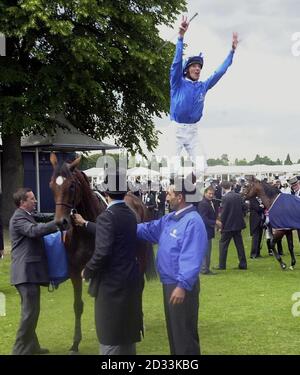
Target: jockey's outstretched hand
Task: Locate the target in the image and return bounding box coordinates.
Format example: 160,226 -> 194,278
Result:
232,32 -> 239,50
179,15 -> 189,37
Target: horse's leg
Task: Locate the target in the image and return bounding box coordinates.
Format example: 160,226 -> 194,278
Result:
271,231 -> 287,270
70,273 -> 84,354
286,230 -> 296,269
266,239 -> 273,256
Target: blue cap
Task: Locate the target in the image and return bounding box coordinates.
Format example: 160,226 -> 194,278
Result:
183,53 -> 204,75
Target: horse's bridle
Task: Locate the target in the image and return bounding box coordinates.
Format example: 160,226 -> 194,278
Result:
55,178 -> 79,212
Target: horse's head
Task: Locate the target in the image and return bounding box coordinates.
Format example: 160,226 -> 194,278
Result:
50,153 -> 82,227
243,176 -> 261,199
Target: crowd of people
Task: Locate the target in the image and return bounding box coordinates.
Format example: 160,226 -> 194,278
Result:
198,176 -> 300,271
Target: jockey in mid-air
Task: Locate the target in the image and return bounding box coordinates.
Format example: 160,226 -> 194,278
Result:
170,15 -> 239,175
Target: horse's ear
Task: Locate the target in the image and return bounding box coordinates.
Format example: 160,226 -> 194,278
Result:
50,152 -> 58,169
68,156 -> 81,171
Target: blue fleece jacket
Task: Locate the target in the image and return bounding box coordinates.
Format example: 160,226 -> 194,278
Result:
170,37 -> 235,124
137,206 -> 207,290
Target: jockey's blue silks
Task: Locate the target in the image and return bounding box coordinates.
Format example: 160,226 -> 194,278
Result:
170,38 -> 235,124
170,37 -> 235,172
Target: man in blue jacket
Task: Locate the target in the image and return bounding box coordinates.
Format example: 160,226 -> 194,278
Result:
170,16 -> 239,172
137,177 -> 207,355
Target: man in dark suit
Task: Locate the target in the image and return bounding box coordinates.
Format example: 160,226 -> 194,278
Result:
9,188 -> 62,355
213,180 -> 222,213
81,169 -> 143,355
249,197 -> 264,258
144,185 -> 156,220
156,186 -> 167,219
197,186 -> 221,275
216,181 -> 247,270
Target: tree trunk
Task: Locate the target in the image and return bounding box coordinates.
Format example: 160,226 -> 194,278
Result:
2,133 -> 23,226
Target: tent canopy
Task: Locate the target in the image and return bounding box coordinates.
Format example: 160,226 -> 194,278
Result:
127,166 -> 160,178
83,167 -> 105,178
21,114 -> 118,151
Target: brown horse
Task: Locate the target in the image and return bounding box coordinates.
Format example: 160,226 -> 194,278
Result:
49,153 -> 156,353
243,177 -> 297,270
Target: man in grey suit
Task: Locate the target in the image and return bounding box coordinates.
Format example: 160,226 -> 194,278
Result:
9,187 -> 62,355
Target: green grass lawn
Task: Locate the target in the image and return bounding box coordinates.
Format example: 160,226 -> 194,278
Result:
1,223 -> 300,355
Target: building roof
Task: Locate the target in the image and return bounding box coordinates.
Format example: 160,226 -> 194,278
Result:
20,114 -> 118,151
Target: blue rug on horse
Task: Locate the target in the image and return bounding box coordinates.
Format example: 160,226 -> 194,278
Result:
43,231 -> 69,288
269,194 -> 300,229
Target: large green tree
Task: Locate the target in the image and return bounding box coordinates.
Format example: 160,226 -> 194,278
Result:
0,0 -> 186,223
248,154 -> 278,165
234,158 -> 248,166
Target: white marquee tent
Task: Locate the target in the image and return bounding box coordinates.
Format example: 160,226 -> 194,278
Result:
83,164 -> 300,186
205,164 -> 300,181
126,167 -> 160,179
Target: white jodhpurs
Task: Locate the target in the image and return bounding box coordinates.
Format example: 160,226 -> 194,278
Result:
174,121 -> 207,176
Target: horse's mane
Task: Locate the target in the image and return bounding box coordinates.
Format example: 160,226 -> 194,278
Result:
260,181 -> 280,199
73,169 -> 103,221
